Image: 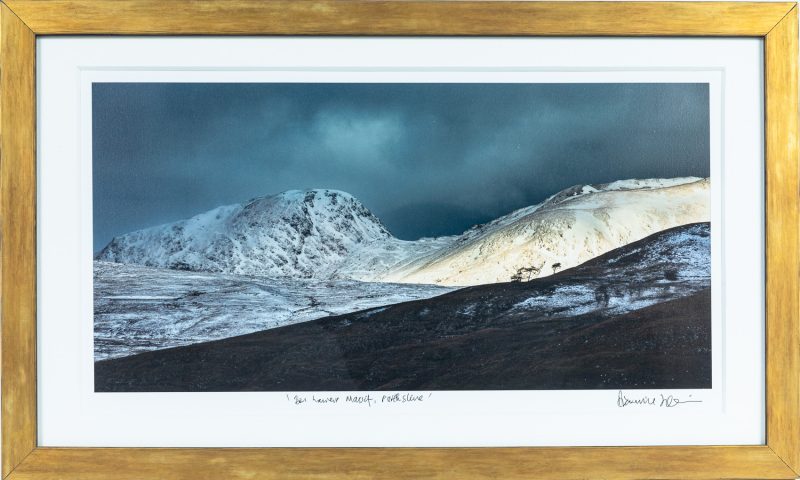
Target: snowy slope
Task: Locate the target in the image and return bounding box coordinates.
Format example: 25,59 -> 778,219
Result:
510,221 -> 710,319
94,261 -> 453,360
380,177 -> 709,286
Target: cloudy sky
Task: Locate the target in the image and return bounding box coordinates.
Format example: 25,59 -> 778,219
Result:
93,82 -> 709,251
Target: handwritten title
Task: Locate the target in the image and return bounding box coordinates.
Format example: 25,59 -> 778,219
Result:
287,392 -> 432,407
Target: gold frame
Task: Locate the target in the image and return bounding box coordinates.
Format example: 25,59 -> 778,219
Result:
1,1 -> 797,478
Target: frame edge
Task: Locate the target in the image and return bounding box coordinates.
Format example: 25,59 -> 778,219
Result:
0,2 -> 36,479
765,4 -> 800,476
0,0 -> 796,36
4,446 -> 799,480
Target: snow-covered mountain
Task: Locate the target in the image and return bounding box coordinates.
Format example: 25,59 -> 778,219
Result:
382,177 -> 709,286
97,178 -> 709,286
96,189 -> 440,279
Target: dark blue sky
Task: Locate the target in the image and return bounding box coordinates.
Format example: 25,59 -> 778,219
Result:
93,83 -> 709,251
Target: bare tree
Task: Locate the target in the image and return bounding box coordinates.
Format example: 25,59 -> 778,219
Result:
511,264 -> 542,282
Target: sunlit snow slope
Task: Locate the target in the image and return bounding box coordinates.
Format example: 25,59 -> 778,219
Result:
381,177 -> 709,286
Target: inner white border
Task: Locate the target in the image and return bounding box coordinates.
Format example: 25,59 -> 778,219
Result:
37,37 -> 763,447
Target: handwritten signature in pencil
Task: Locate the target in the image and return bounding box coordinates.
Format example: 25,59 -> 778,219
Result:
617,390 -> 703,408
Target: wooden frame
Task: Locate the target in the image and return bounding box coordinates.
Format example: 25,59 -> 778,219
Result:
0,1 -> 797,478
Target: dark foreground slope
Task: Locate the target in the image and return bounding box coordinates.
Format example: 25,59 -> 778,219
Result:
95,223 -> 711,391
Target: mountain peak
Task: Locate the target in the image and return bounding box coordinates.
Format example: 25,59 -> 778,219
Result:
258,188 -> 355,204
96,188 -> 392,278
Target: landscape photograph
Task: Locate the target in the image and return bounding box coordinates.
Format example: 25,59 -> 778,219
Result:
92,82 -> 711,392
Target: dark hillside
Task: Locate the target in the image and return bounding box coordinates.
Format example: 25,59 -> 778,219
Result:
96,223 -> 711,392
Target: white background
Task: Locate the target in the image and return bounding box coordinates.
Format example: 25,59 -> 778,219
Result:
33,35 -> 765,448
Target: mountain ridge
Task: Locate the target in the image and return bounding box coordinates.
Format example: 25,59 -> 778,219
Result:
96,177 -> 709,286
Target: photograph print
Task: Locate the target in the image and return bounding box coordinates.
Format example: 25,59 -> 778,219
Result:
92,82 -> 711,392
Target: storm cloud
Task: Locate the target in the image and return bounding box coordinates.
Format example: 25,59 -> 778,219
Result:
93,83 -> 709,251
